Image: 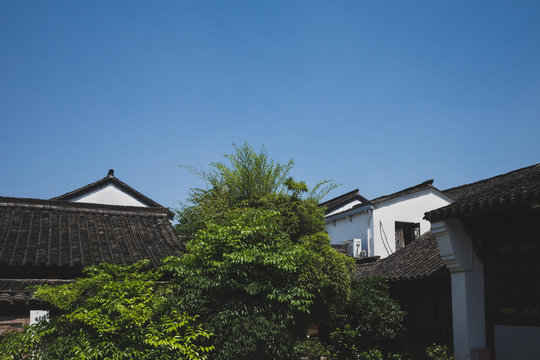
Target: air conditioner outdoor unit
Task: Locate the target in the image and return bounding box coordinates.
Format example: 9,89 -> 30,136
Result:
342,238 -> 363,258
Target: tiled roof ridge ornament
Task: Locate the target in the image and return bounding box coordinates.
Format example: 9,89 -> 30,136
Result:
107,169 -> 115,178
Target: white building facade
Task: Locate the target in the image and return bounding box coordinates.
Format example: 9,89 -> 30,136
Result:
322,180 -> 453,259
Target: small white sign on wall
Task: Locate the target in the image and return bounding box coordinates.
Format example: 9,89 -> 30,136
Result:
29,310 -> 49,325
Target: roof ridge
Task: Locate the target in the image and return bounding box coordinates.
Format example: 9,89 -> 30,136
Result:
0,197 -> 171,217
319,189 -> 360,206
370,179 -> 436,204
442,162 -> 540,196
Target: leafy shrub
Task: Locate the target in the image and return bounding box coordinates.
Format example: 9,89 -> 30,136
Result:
329,278 -> 406,359
0,261 -> 213,360
294,339 -> 332,359
358,349 -> 384,360
425,344 -> 454,360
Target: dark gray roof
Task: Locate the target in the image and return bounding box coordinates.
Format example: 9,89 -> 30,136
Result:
0,196 -> 182,269
355,231 -> 447,281
0,279 -> 73,306
52,169 -> 173,218
370,180 -> 436,205
319,189 -> 371,215
427,163 -> 540,222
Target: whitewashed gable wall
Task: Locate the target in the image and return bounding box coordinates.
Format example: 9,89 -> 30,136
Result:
372,189 -> 452,258
69,184 -> 148,207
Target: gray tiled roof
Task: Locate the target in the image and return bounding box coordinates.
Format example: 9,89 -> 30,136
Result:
0,279 -> 73,306
370,180 -> 436,205
355,231 -> 447,281
319,189 -> 371,214
428,162 -> 540,221
0,197 -> 182,268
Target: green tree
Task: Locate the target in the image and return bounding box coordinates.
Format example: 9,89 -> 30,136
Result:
192,142 -> 295,202
330,278 -> 406,359
169,143 -> 352,359
165,208 -> 315,359
0,261 -> 213,360
176,142 -> 338,241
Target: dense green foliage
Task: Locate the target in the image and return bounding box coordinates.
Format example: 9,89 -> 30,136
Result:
167,203 -> 353,359
176,142 -> 338,241
0,261 -> 213,360
330,278 -> 406,359
190,142 -> 295,201
297,277 -> 454,360
293,339 -> 332,359
169,143 -> 352,359
166,208 -> 312,359
424,344 -> 454,360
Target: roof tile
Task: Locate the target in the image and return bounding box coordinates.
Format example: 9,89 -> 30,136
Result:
370,180 -> 435,205
429,162 -> 540,221
355,231 -> 447,281
0,197 -> 183,268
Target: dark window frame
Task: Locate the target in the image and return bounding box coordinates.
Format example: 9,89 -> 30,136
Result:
395,221 -> 420,250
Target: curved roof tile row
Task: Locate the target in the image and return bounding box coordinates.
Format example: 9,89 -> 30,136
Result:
355,231 -> 447,281
0,197 -> 183,268
426,162 -> 540,222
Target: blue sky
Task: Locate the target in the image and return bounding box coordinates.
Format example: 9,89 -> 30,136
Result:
1,1 -> 539,210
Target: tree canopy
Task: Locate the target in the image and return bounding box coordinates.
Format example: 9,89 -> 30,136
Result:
168,143 -> 352,359
176,142 -> 338,241
0,261 -> 213,360
190,142 -> 295,202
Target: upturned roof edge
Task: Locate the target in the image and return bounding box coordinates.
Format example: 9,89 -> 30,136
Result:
426,162 -> 540,222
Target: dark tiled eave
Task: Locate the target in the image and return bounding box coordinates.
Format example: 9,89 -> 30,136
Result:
370,179 -> 436,205
355,231 -> 447,281
319,189 -> 371,215
0,196 -> 171,218
0,279 -> 73,307
427,163 -> 540,222
324,202 -> 372,219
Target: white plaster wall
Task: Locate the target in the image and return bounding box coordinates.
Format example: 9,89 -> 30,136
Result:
494,325 -> 540,360
372,189 -> 452,258
325,212 -> 369,253
70,184 -> 148,207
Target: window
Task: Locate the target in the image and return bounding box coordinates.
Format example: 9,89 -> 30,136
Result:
395,221 -> 420,250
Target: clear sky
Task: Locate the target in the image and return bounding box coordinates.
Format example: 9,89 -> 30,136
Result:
1,1 -> 539,210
